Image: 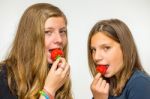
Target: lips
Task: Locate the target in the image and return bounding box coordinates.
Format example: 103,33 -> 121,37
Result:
96,65 -> 108,75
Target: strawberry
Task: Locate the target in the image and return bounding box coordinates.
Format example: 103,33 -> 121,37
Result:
96,65 -> 108,75
51,49 -> 64,61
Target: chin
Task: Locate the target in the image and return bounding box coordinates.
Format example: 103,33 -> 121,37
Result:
104,73 -> 112,78
47,58 -> 52,64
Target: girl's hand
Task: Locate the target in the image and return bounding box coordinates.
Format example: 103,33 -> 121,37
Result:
91,73 -> 109,99
44,57 -> 70,96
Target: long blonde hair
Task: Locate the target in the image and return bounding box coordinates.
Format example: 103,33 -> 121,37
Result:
3,3 -> 72,99
87,19 -> 144,96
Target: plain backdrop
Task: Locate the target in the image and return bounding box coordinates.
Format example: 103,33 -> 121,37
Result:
0,0 -> 150,99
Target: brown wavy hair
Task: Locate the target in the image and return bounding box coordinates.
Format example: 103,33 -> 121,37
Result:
87,19 -> 145,96
2,3 -> 72,99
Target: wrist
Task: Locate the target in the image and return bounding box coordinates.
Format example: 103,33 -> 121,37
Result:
43,85 -> 56,96
43,87 -> 55,98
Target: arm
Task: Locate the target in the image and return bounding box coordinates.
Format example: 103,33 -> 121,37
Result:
39,57 -> 70,99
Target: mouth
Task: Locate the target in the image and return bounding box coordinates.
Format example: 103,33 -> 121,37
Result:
49,48 -> 64,61
96,64 -> 109,67
49,48 -> 62,52
96,64 -> 109,75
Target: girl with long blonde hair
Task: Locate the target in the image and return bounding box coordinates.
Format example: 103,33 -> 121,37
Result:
0,3 -> 73,99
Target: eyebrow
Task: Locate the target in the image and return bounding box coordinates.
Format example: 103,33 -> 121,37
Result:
44,27 -> 67,30
90,43 -> 112,48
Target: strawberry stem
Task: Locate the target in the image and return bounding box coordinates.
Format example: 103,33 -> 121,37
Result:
56,56 -> 61,60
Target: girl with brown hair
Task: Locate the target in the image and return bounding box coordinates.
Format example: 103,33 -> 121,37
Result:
87,19 -> 150,99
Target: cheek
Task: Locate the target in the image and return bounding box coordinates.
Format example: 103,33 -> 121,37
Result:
45,36 -> 52,48
45,36 -> 49,47
45,40 -> 48,49
113,55 -> 123,67
107,47 -> 123,64
62,36 -> 68,47
111,50 -> 123,69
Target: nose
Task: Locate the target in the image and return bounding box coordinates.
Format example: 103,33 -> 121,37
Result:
54,32 -> 63,44
93,50 -> 103,63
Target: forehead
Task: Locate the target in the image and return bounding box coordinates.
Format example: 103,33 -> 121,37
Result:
91,32 -> 116,46
45,17 -> 66,28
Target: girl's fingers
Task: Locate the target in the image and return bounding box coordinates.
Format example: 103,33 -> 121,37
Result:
91,73 -> 101,91
62,63 -> 70,73
91,73 -> 109,92
92,73 -> 101,85
51,58 -> 61,71
100,79 -> 107,89
57,58 -> 66,71
51,57 -> 66,71
105,83 -> 109,91
96,77 -> 103,88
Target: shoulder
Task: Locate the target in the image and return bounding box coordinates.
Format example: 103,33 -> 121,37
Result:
0,64 -> 8,90
0,64 -> 17,99
0,64 -> 8,97
126,70 -> 150,99
0,64 -> 7,83
128,70 -> 150,86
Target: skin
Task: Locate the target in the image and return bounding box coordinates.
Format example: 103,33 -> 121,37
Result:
40,17 -> 70,98
44,17 -> 67,64
90,32 -> 124,99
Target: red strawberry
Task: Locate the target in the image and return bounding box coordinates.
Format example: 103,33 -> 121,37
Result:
96,65 -> 108,75
51,49 -> 64,61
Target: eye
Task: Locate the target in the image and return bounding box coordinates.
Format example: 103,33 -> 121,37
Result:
104,46 -> 111,51
90,48 -> 96,54
45,30 -> 53,36
59,29 -> 67,35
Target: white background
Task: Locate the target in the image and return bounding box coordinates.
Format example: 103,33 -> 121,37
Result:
0,0 -> 150,99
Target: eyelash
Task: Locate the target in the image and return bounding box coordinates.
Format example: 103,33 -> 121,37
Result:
45,31 -> 52,36
60,30 -> 67,34
104,46 -> 111,51
90,46 -> 111,53
45,30 -> 67,34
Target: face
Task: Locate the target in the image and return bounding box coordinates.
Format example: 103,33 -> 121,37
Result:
90,32 -> 124,78
45,17 -> 67,64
